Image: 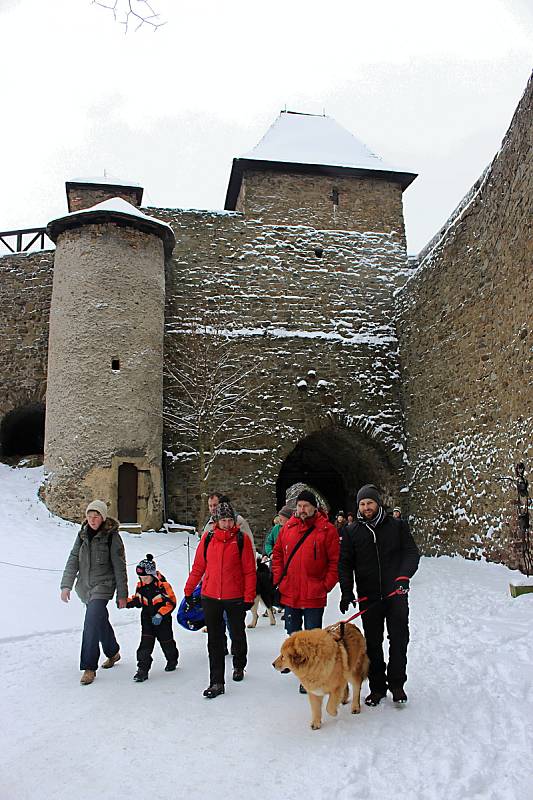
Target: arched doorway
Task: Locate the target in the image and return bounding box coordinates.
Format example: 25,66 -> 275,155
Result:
276,426 -> 400,515
0,403 -> 45,459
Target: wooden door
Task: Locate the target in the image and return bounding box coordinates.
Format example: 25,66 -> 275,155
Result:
118,462 -> 138,522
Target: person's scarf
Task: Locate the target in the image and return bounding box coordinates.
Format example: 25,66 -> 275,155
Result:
357,505 -> 385,529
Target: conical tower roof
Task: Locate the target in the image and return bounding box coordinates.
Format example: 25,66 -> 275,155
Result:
225,111 -> 416,210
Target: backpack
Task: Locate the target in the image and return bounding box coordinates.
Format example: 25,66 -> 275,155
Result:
203,528 -> 244,559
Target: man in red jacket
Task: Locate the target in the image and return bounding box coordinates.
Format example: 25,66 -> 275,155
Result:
272,490 -> 339,637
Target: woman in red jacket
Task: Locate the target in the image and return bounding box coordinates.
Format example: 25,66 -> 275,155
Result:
184,501 -> 256,698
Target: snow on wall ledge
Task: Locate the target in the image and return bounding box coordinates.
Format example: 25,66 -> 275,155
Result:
395,72 -> 533,570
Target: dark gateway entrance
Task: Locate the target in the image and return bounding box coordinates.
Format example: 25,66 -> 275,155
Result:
118,462 -> 138,523
0,403 -> 45,458
276,426 -> 400,515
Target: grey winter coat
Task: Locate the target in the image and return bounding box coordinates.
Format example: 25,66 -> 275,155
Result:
61,518 -> 128,604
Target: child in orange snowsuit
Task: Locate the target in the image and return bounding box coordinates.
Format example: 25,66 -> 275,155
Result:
127,554 -> 179,682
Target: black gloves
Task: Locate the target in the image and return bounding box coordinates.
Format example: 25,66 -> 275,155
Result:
184,595 -> 195,610
243,601 -> 254,611
395,577 -> 410,594
339,592 -> 355,614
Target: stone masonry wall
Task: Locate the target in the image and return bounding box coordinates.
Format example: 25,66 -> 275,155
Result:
396,74 -> 533,570
148,205 -> 413,537
0,249 -> 54,419
66,186 -> 142,212
236,171 -> 406,246
43,223 -> 165,529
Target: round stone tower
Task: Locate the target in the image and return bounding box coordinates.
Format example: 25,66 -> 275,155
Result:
44,193 -> 175,529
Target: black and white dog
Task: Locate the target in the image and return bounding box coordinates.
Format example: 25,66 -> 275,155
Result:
247,556 -> 276,627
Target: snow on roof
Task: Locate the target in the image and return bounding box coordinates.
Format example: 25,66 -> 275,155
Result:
47,197 -> 175,256
225,110 -> 416,208
58,197 -> 172,230
67,175 -> 143,188
241,111 -> 396,172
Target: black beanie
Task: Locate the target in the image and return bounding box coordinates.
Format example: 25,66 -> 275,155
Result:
356,484 -> 382,506
296,490 -> 317,507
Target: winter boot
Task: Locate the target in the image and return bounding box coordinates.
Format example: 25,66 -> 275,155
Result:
232,668 -> 245,682
203,683 -> 225,699
80,670 -> 96,685
165,661 -> 178,672
365,690 -> 387,707
133,670 -> 149,682
102,652 -> 121,669
391,687 -> 408,704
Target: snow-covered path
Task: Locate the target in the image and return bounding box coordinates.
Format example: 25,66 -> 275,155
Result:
0,465 -> 532,800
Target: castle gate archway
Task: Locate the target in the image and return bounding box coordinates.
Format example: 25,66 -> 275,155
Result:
0,403 -> 45,459
276,426 -> 401,515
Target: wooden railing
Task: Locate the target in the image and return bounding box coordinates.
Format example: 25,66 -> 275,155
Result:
0,227 -> 53,254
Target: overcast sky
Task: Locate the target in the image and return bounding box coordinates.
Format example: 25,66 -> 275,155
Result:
0,0 -> 531,253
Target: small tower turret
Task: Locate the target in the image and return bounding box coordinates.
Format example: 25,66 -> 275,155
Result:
44,197 -> 175,529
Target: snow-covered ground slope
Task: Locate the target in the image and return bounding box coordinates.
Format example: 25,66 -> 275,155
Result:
0,465 -> 532,800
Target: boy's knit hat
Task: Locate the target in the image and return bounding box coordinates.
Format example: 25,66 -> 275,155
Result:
136,554 -> 157,576
214,501 -> 237,522
85,499 -> 108,521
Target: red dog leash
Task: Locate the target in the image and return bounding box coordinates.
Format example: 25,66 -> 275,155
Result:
342,588 -> 406,623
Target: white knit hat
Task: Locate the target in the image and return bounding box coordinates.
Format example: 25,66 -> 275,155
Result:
85,500 -> 108,522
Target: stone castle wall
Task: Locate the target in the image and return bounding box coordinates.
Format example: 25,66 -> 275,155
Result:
149,206 -> 412,536
0,250 -> 54,420
236,171 -> 406,245
396,74 -> 533,569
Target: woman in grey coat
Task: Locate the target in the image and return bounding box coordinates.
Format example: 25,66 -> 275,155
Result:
60,500 -> 128,685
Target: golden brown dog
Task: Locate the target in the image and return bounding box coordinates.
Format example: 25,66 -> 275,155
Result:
272,622 -> 369,730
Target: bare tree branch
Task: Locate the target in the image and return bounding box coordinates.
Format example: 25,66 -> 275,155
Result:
92,0 -> 166,32
164,322 -> 264,529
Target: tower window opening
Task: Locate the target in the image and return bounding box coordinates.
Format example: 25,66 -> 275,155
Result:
314,248 -> 324,258
330,188 -> 339,206
111,359 -> 120,371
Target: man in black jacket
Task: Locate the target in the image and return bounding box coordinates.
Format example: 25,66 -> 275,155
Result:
338,484 -> 420,706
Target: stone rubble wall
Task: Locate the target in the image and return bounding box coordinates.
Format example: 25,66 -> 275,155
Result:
149,207 -> 412,536
396,74 -> 533,570
0,250 -> 54,419
236,171 -> 406,246
66,186 -> 141,212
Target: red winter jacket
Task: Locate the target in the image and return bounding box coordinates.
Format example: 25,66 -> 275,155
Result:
184,524 -> 256,603
272,511 -> 339,609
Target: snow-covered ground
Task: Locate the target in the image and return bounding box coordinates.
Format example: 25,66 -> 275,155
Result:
1,465 -> 532,800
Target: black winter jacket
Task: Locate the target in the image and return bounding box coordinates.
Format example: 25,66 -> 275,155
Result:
338,514 -> 420,600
